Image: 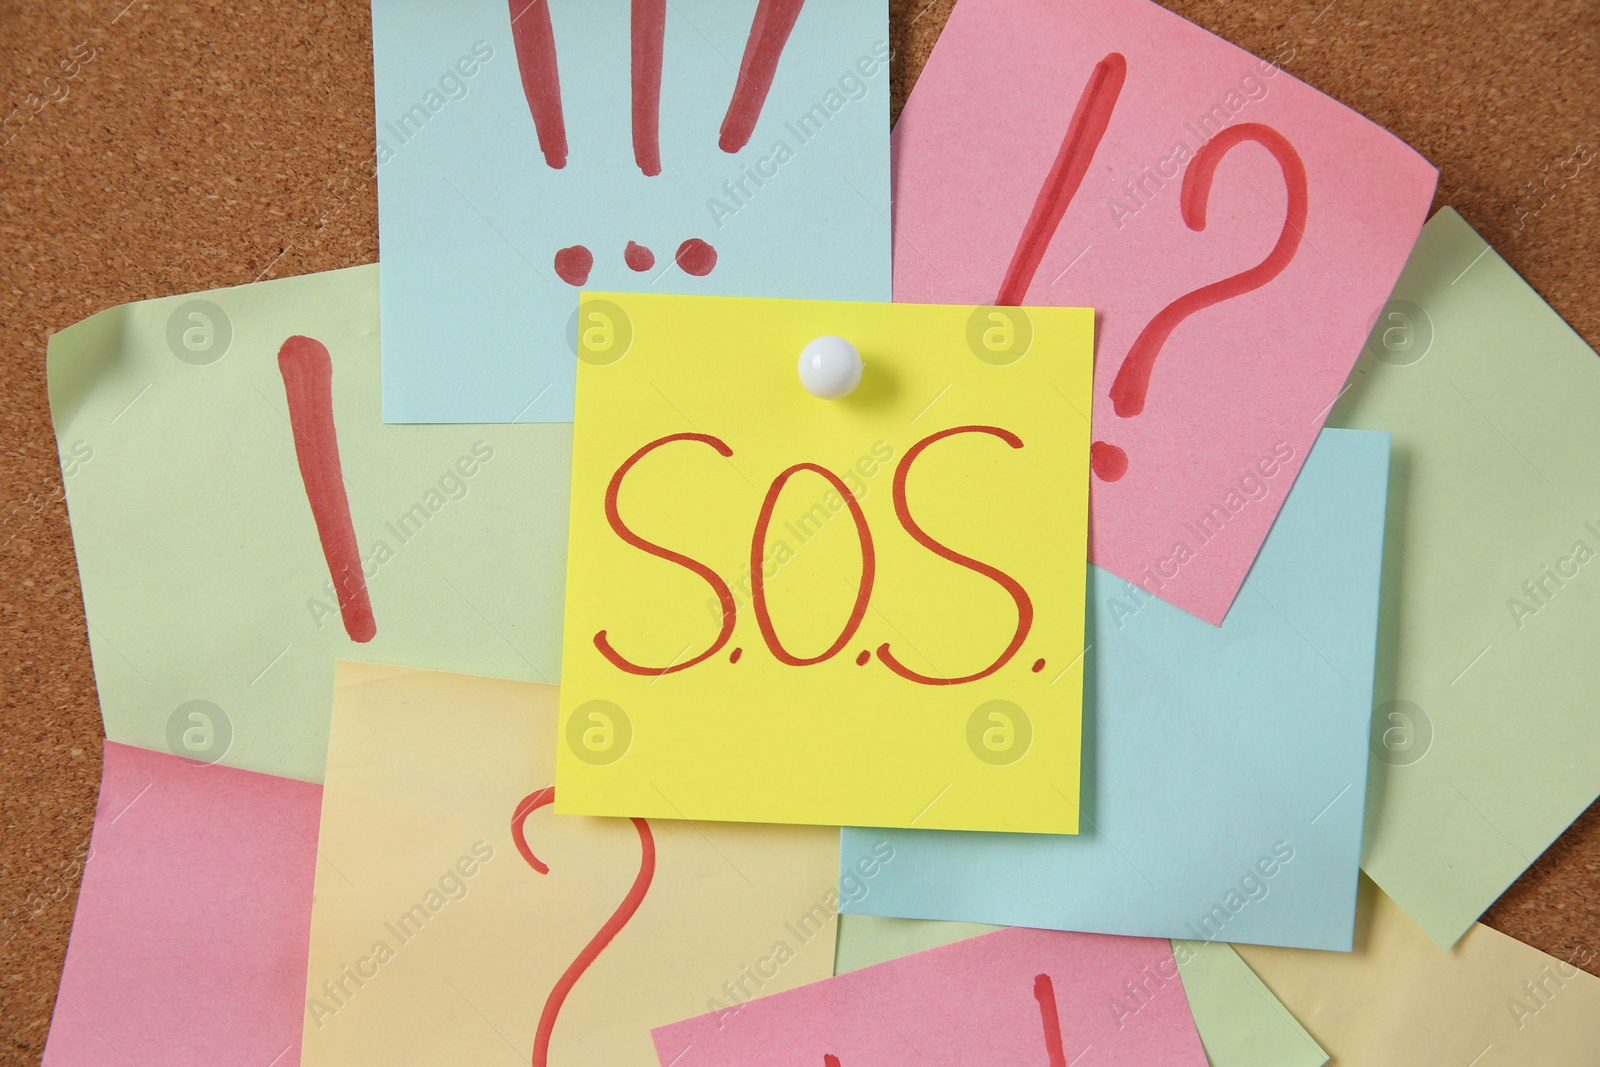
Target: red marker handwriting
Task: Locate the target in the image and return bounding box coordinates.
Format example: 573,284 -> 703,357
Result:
506,4 -> 730,281
1034,974 -> 1069,1067
995,52 -> 1127,306
513,787 -> 656,1067
993,53 -> 1308,483
508,0 -> 568,168
806,973 -> 1066,1066
595,433 -> 738,675
1093,123 -> 1306,480
675,237 -> 718,276
277,336 -> 375,643
720,0 -> 807,153
1111,123 -> 1308,416
751,464 -> 875,665
599,427 -> 1037,678
625,240 -> 655,271
878,426 -> 1034,685
554,244 -> 593,286
632,0 -> 665,175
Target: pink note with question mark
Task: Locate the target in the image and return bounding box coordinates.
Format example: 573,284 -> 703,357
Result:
893,0 -> 1436,624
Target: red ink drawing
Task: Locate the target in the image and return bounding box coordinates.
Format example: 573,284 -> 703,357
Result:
1034,973 -> 1069,1067
877,426 -> 1034,685
277,335 -> 375,643
720,0 -> 807,153
596,433 -> 738,675
993,52 -> 1308,483
508,0 -> 568,169
675,238 -> 718,276
1088,440 -> 1130,482
513,787 -> 656,1067
595,429 -> 1047,680
632,0 -> 666,175
508,4 -> 792,282
802,972 -> 1067,1065
1094,123 -> 1306,480
995,52 -> 1127,306
554,244 -> 593,285
751,464 -> 875,666
624,240 -> 656,272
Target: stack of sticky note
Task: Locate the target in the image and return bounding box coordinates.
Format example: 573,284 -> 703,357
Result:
37,0 -> 1600,1064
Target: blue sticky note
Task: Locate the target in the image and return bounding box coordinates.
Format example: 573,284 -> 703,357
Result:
841,428 -> 1390,951
371,0 -> 892,423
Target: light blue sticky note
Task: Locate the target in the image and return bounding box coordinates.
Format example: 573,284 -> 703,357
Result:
840,428 -> 1390,951
371,0 -> 892,423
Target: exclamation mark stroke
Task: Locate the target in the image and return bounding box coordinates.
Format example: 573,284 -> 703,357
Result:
817,974 -> 1065,1066
995,53 -> 1127,306
719,0 -> 807,153
1034,974 -> 1069,1067
633,0 -> 666,175
277,336 -> 376,644
509,0 -> 569,168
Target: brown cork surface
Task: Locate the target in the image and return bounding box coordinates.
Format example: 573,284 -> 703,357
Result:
0,1 -> 1596,1062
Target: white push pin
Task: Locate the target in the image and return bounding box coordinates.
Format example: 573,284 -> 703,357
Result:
798,335 -> 863,399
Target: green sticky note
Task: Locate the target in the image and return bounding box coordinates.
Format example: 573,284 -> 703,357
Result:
1172,939 -> 1328,1067
48,266 -> 571,782
836,916 -> 1327,1067
1331,207 -> 1600,947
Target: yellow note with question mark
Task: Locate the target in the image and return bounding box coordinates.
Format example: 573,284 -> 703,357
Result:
301,662 -> 844,1067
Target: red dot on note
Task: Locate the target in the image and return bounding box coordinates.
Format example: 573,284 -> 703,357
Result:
1032,658 -> 1046,673
730,647 -> 743,663
855,650 -> 870,666
624,241 -> 655,272
1090,440 -> 1128,482
675,238 -> 717,276
554,245 -> 593,286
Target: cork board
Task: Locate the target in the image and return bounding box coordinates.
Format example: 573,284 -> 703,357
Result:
0,1 -> 1596,1062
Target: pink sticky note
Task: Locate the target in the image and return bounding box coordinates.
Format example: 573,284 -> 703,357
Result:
893,0 -> 1436,623
42,742 -> 320,1067
651,927 -> 1209,1067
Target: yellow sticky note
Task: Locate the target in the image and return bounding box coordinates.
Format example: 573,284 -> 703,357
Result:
558,294 -> 1093,833
1236,877 -> 1600,1064
301,662 -> 842,1067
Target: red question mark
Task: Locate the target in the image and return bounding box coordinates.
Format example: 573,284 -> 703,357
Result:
511,787 -> 657,1067
1091,123 -> 1309,481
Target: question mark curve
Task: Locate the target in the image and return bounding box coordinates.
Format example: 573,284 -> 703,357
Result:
512,786 -> 657,1067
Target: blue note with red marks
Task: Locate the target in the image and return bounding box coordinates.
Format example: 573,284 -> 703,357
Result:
371,0 -> 892,423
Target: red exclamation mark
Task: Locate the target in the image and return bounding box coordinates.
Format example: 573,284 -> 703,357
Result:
995,53 -> 1127,306
277,336 -> 376,643
508,0 -> 569,168
632,0 -> 666,176
719,0 -> 807,153
1034,973 -> 1068,1067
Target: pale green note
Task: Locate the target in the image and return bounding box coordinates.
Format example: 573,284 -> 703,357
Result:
836,916 -> 1327,1067
1172,939 -> 1328,1067
48,266 -> 571,782
1331,208 -> 1600,947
